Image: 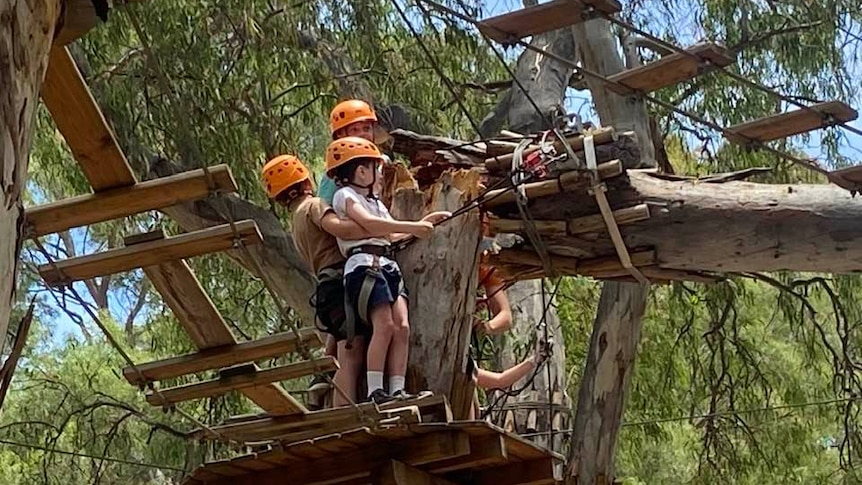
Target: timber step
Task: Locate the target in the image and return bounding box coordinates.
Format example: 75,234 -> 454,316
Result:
725,100 -> 858,144
478,0 -> 622,44
146,357 -> 338,407
123,328 -> 322,386
606,42 -> 734,95
189,393 -> 454,443
38,221 -> 262,286
24,165 -> 237,237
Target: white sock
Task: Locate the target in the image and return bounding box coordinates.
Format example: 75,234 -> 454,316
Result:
367,371 -> 385,397
389,375 -> 406,394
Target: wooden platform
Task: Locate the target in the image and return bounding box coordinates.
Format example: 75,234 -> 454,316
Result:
181,420 -> 562,485
725,100 -> 858,143
478,0 -> 622,44
606,42 -> 734,95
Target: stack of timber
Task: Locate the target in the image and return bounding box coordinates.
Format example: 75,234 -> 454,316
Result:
390,127 -> 862,282
181,418 -> 562,485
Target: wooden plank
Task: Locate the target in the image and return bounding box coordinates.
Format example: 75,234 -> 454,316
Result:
725,100 -> 858,143
146,357 -> 337,406
606,42 -> 734,95
141,259 -> 306,415
483,127 -> 617,168
578,250 -> 656,277
41,47 -> 137,190
198,430 -> 471,485
193,394 -> 450,441
25,165 -> 237,237
424,434 -> 508,474
483,160 -> 622,208
478,0 -> 622,44
273,408 -> 422,445
374,460 -> 458,485
38,221 -> 262,286
489,204 -> 651,236
123,328 -> 322,385
451,457 -> 557,485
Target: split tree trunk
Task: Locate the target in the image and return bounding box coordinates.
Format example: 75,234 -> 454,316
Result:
1,0 -> 62,357
391,170 -> 482,419
567,18 -> 657,484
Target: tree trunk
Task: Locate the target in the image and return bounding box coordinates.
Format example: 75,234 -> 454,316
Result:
1,0 -> 62,357
390,170 -> 482,419
567,18 -> 657,484
486,26 -> 576,455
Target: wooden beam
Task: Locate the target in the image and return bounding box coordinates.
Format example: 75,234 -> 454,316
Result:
123,328 -> 322,385
38,221 -> 262,286
374,460 -> 458,485
451,457 -> 557,485
41,47 -> 137,190
25,165 -> 237,237
478,0 -> 622,44
483,160 -> 622,208
725,100 -> 858,143
606,42 -> 734,95
489,204 -> 651,236
483,127 -> 617,169
140,258 -> 306,415
424,434 -> 508,474
146,357 -> 337,406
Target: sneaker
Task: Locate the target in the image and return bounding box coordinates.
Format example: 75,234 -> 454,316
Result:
368,388 -> 394,404
391,389 -> 433,400
308,373 -> 333,393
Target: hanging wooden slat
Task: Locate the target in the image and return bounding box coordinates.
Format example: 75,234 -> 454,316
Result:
38,221 -> 262,286
25,166 -> 237,237
139,255 -> 306,415
122,328 -> 322,386
41,47 -> 137,190
146,357 -> 337,407
478,0 -> 622,44
606,42 -> 734,95
725,100 -> 858,144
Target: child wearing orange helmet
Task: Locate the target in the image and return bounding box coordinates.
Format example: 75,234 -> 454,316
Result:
318,99 -> 388,204
261,154 -> 387,408
325,137 -> 448,403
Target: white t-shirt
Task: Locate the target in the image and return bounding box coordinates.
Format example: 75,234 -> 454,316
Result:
332,185 -> 398,274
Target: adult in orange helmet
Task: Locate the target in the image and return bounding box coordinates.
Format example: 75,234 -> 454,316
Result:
318,99 -> 388,204
261,154 -> 387,408
326,137 -> 449,403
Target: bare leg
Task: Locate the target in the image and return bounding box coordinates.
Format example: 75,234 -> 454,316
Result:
387,296 -> 410,378
367,303 -> 395,373
333,336 -> 366,407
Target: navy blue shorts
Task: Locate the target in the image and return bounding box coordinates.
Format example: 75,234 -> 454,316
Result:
345,265 -> 408,323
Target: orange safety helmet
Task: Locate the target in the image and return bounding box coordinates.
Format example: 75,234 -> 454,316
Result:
261,154 -> 311,200
329,100 -> 378,137
325,137 -> 385,177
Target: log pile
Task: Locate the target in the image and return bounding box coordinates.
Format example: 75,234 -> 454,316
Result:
390,127 -> 862,283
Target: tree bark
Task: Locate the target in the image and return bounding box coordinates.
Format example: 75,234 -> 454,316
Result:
1,0 -> 62,358
390,170 -> 482,419
567,18 -> 657,484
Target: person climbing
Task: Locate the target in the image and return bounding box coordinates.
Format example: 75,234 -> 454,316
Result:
473,261 -> 513,336
261,154 -> 387,409
318,99 -> 388,205
326,137 -> 449,403
466,340 -> 551,420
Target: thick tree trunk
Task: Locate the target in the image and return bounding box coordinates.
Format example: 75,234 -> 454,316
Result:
567,18 -> 657,484
390,171 -> 482,419
1,1 -> 62,357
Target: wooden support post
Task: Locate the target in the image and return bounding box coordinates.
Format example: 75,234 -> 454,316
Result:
424,434 -> 509,473
483,160 -> 622,208
478,0 -> 622,44
374,460 -> 458,485
725,100 -> 858,143
123,328 -> 322,385
146,357 -> 337,406
41,47 -> 137,190
452,457 -> 558,485
25,165 -> 238,237
38,221 -> 262,286
606,43 -> 734,95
